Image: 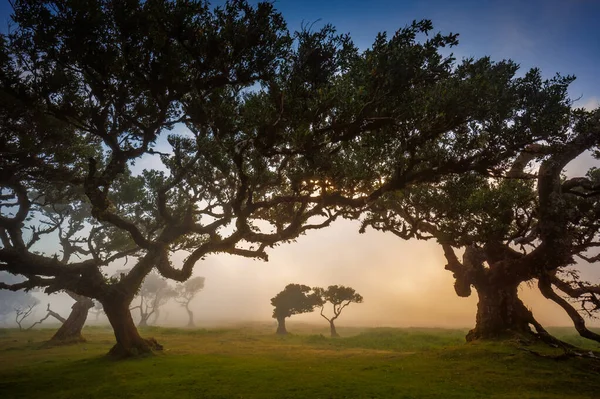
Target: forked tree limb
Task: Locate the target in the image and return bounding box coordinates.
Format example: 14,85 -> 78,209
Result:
26,304 -> 66,330
538,277 -> 600,344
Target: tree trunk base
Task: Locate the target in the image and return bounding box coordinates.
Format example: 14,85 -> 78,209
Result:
107,337 -> 163,358
46,335 -> 87,345
103,299 -> 162,358
276,317 -> 287,335
41,335 -> 87,349
466,327 -> 535,342
467,283 -> 536,343
46,296 -> 94,346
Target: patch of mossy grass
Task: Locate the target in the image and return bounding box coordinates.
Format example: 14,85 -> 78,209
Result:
0,324 -> 599,399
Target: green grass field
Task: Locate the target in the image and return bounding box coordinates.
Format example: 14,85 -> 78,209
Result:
1,324 -> 599,398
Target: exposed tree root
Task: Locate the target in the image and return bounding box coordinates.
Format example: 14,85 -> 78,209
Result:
518,346 -> 600,361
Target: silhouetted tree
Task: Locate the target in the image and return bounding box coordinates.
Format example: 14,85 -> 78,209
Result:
314,285 -> 363,337
362,108 -> 600,349
14,297 -> 39,330
1,0 -> 578,357
51,293 -> 95,343
25,303 -> 67,332
175,277 -> 205,327
271,284 -> 321,334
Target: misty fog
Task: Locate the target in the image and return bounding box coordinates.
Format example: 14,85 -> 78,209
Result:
7,217 -> 597,331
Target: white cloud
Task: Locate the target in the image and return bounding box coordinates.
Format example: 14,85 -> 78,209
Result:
580,96 -> 600,111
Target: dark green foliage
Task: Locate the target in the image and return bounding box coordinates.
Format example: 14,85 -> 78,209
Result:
315,285 -> 363,307
0,0 -> 588,355
271,284 -> 321,320
314,285 -> 363,336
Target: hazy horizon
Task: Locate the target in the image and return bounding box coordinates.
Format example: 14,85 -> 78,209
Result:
6,215 -> 598,331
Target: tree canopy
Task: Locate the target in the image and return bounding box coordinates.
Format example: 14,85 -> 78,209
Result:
271,283 -> 321,334
314,285 -> 363,337
361,107 -> 600,346
0,0 -> 581,356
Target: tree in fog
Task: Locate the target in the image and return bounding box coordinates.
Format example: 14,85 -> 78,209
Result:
0,272 -> 37,325
91,301 -> 104,321
14,297 -> 40,330
361,108 -> 600,350
314,285 -> 363,337
1,0 -> 578,358
132,273 -> 176,327
175,276 -> 205,328
0,188 -> 98,342
271,284 -> 321,335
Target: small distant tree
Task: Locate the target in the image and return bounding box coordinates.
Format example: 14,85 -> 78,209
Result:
314,286 -> 363,337
132,273 -> 176,327
91,301 -> 104,321
14,297 -> 40,331
175,277 -> 205,328
271,284 -> 322,335
0,273 -> 37,325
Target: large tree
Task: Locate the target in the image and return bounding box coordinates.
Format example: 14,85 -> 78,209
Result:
362,107 -> 600,347
271,284 -> 321,335
314,285 -> 363,337
0,0 -> 575,357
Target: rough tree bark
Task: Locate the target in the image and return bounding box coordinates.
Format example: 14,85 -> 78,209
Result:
467,281 -> 534,341
49,293 -> 94,344
102,296 -> 161,358
443,244 -> 539,342
276,316 -> 287,335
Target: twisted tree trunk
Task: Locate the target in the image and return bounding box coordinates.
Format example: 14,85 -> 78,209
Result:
49,293 -> 94,344
444,244 -> 538,342
467,281 -> 533,341
103,296 -> 160,358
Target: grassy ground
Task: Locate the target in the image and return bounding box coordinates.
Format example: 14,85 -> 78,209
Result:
0,323 -> 599,399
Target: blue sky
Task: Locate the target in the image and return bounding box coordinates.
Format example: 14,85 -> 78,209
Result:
1,0 -> 597,106
274,0 -> 600,108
